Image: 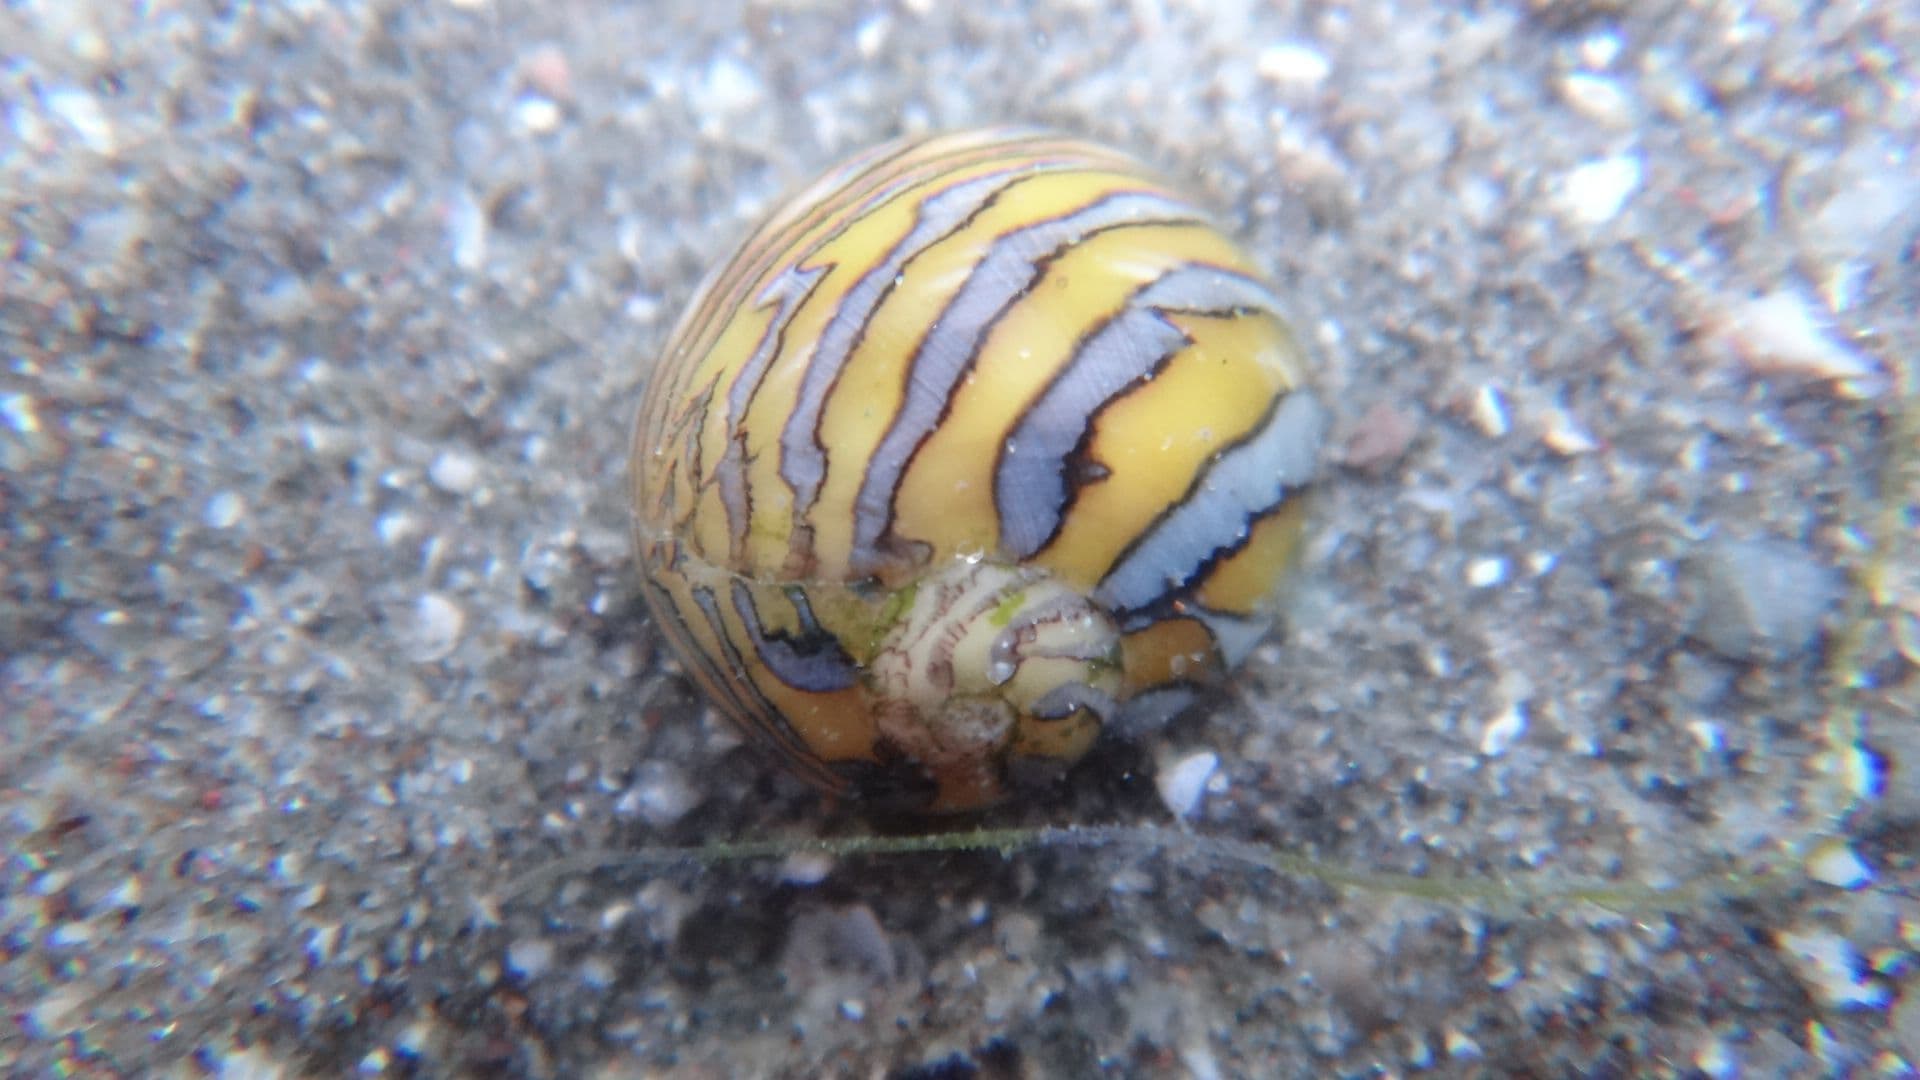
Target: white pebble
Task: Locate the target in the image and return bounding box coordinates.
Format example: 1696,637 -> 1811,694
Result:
854,14 -> 890,59
1470,384 -> 1510,437
1686,719 -> 1723,753
251,275 -> 312,324
597,899 -> 634,932
1256,42 -> 1332,86
1834,740 -> 1880,802
307,923 -> 342,965
512,95 -> 561,135
1560,73 -> 1633,127
579,956 -> 615,988
203,491 -> 245,529
1479,703 -> 1527,757
1484,955 -> 1521,989
621,761 -> 702,827
1155,750 -> 1219,819
779,851 -> 836,886
394,1021 -> 435,1059
1709,290 -> 1884,396
1694,1037 -> 1738,1079
624,291 -> 662,324
1466,557 -> 1507,588
2,393 -> 42,433
1444,1030 -> 1483,1059
48,921 -> 93,947
699,56 -> 764,117
104,875 -> 143,910
1537,403 -> 1599,455
1805,839 -> 1873,890
41,86 -> 116,154
1558,154 -> 1641,226
67,28 -> 109,65
447,187 -> 488,272
428,450 -> 481,494
376,512 -> 417,545
1579,30 -> 1624,68
1178,1039 -> 1223,1080
1775,929 -> 1889,1009
505,937 -> 555,979
409,593 -> 465,662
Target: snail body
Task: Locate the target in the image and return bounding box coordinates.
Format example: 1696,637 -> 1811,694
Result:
631,128 -> 1325,811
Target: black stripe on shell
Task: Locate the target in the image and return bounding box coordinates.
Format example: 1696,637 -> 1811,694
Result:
685,581 -> 845,792
728,580 -> 861,693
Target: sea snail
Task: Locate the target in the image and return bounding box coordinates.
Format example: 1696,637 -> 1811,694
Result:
630,127 -> 1326,812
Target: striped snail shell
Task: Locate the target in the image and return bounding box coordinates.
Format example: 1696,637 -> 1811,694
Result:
630,127 -> 1326,812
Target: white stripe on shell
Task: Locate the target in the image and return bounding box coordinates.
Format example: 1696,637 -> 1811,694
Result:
1094,388 -> 1326,615
777,167 -> 1029,525
995,266 -> 1289,560
847,190 -> 1201,573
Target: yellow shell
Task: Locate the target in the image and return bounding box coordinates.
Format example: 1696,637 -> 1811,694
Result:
631,128 -> 1324,812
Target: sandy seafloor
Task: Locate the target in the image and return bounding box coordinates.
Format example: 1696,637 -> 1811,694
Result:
4,0 -> 1918,1075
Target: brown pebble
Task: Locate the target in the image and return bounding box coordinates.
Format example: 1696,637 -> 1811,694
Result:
1341,401 -> 1421,471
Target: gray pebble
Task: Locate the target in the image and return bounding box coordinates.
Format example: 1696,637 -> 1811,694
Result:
1687,536 -> 1843,662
